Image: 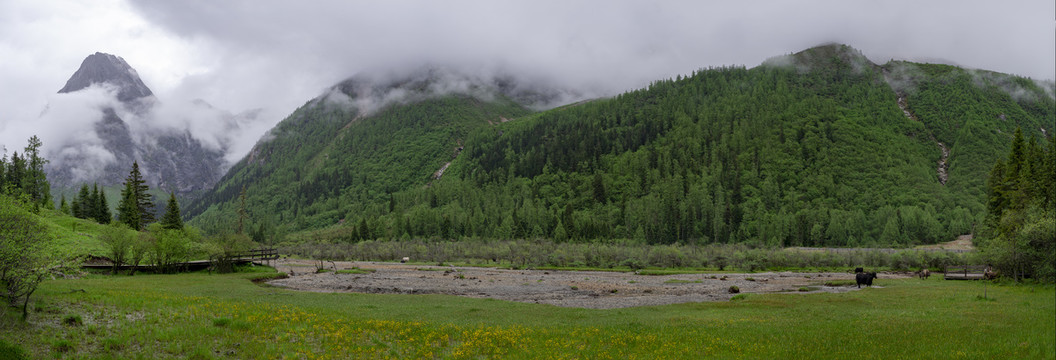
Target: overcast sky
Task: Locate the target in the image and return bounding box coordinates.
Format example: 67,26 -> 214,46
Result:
1,0 -> 1053,162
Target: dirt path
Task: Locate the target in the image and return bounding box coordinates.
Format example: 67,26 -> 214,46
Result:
266,260 -> 910,309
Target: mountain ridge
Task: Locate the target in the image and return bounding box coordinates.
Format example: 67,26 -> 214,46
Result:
186,44 -> 1054,246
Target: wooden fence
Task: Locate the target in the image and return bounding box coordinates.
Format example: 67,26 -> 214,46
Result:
82,248 -> 280,272
944,265 -> 991,280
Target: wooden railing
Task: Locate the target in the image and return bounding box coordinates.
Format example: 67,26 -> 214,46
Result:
232,248 -> 279,262
944,265 -> 990,280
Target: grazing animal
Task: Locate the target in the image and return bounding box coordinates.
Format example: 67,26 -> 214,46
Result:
919,268 -> 930,280
984,266 -> 997,280
855,272 -> 877,288
401,257 -> 410,263
854,267 -> 864,273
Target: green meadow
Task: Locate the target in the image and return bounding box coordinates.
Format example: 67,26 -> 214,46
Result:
2,267 -> 1052,359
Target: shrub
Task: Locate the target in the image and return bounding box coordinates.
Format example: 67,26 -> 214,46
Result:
98,223 -> 137,275
206,233 -> 259,273
728,286 -> 740,294
0,195 -> 70,321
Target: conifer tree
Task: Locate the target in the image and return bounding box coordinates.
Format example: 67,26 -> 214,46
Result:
89,184 -> 102,219
74,184 -> 91,219
159,192 -> 183,230
23,136 -> 50,206
6,151 -> 24,192
59,194 -> 70,215
94,184 -> 111,224
118,190 -> 141,230
236,186 -> 248,234
118,162 -> 154,230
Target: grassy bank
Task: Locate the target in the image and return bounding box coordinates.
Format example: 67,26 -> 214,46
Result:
2,268 -> 1052,359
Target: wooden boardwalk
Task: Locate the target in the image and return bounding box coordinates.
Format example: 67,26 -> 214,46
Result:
82,248 -> 279,272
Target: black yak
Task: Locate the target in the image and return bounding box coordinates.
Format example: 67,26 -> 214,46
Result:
856,272 -> 877,288
854,267 -> 864,273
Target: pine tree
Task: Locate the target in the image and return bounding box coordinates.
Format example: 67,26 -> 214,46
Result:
159,192 -> 183,230
23,136 -> 50,206
237,186 -> 248,234
59,194 -> 70,215
0,153 -> 6,189
118,189 -> 141,230
89,184 -> 102,221
1004,127 -> 1028,210
74,184 -> 91,219
94,184 -> 111,224
118,162 -> 154,230
6,151 -> 24,192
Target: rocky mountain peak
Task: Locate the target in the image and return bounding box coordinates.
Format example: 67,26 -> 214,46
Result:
58,52 -> 153,102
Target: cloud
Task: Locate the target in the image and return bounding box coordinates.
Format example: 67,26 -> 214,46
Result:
1,0 -> 1053,168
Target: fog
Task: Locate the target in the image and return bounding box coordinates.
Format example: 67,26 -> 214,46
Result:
1,0 -> 1053,167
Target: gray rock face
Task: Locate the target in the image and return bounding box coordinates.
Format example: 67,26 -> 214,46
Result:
46,53 -> 227,196
58,52 -> 153,102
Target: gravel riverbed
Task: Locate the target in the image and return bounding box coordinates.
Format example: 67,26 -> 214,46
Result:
266,259 -> 908,309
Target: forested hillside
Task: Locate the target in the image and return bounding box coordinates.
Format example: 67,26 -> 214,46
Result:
190,45 -> 1054,247
185,71 -> 534,235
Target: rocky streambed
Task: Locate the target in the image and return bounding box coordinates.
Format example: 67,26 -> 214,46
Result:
267,260 -> 908,309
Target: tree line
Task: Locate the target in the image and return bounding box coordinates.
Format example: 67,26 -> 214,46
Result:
980,127 -> 1055,282
0,136 -> 51,210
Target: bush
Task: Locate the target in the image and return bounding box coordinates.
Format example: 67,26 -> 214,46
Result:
0,194 -> 67,320
206,233 -> 258,274
728,286 -> 740,294
98,223 -> 136,275
143,225 -> 196,273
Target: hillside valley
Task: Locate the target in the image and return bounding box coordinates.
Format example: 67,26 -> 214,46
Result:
184,44 -> 1054,248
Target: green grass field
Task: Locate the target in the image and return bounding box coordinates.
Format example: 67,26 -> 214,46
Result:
2,268 -> 1052,359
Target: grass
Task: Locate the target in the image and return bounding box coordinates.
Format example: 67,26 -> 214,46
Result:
663,279 -> 703,284
823,280 -> 858,287
2,270 -> 1051,359
335,268 -> 376,275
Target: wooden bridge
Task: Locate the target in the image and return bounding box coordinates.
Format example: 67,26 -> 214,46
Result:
944,264 -> 992,280
82,248 -> 279,272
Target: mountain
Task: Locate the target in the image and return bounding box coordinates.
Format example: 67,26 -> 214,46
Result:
185,66 -> 536,233
45,52 -> 230,197
188,44 -> 1054,247
59,52 -> 154,103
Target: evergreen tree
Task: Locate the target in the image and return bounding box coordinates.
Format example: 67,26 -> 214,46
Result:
237,186 -> 248,234
94,184 -> 111,224
118,162 -> 154,230
6,151 -> 24,192
73,184 -> 91,219
89,184 -> 102,220
22,136 -> 50,206
118,190 -> 140,230
0,153 -> 6,189
59,194 -> 70,215
159,192 -> 183,230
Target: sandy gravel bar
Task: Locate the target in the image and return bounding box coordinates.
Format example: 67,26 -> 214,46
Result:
266,259 -> 909,309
